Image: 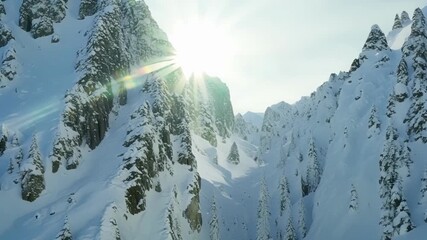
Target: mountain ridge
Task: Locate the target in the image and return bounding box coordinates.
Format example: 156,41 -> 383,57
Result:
1,1 -> 427,240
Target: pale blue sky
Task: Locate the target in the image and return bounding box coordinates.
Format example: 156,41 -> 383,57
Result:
145,0 -> 426,113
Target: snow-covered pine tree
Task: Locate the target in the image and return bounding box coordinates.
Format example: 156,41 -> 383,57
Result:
11,133 -> 19,147
362,24 -> 390,52
122,101 -> 155,214
199,102 -> 218,146
79,0 -> 98,19
401,11 -> 411,25
98,204 -> 121,240
0,1 -> 4,16
0,45 -> 19,87
390,180 -> 414,237
0,22 -> 13,48
368,105 -> 381,137
19,0 -> 67,38
393,59 -> 409,103
209,196 -> 220,240
166,186 -> 183,240
349,184 -> 358,211
0,133 -> 6,156
227,142 -> 240,165
20,135 -> 45,202
403,8 -> 427,143
7,135 -> 23,174
257,177 -> 271,240
181,78 -> 218,146
285,214 -> 297,240
56,216 -> 72,240
397,143 -> 412,177
419,168 -> 427,205
306,138 -> 321,193
392,14 -> 403,30
279,176 -> 291,216
298,200 -> 307,238
379,127 -> 414,240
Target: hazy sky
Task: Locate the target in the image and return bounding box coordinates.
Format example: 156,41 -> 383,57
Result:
145,0 -> 426,114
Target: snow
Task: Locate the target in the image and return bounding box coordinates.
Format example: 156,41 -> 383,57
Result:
242,111 -> 264,129
1,2 -> 427,240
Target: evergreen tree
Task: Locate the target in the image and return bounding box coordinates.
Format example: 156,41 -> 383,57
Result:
79,0 -> 98,19
349,184 -> 358,211
56,217 -> 72,240
0,134 -> 6,156
285,214 -> 297,240
209,196 -> 220,240
401,11 -> 411,24
393,59 -> 409,103
11,133 -> 19,147
279,176 -> 291,216
392,14 -> 403,30
391,180 -> 414,236
20,135 -> 45,202
7,158 -> 14,174
15,147 -> 24,168
420,168 -> 427,205
166,187 -> 183,240
397,143 -> 412,177
362,25 -> 390,52
379,127 -> 414,240
306,138 -> 321,193
98,204 -> 121,240
403,8 -> 427,143
227,142 -> 240,165
298,200 -> 307,238
368,105 -> 381,137
257,177 -> 271,240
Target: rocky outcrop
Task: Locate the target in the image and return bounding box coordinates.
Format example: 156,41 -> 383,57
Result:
51,0 -> 173,172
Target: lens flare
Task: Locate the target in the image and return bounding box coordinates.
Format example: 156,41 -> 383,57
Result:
118,58 -> 178,90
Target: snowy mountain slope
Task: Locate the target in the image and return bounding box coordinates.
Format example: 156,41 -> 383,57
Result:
251,6 -> 427,240
1,1 -> 427,240
243,111 -> 264,129
0,1 -> 217,239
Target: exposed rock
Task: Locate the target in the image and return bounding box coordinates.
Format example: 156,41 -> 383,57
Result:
184,173 -> 202,232
51,34 -> 60,43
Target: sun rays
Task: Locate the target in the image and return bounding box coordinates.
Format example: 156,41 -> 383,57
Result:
169,20 -> 235,79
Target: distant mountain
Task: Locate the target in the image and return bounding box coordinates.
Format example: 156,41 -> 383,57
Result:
243,111 -> 264,129
255,7 -> 427,240
1,1 -> 427,240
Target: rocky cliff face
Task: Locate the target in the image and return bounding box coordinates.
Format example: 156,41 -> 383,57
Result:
0,1 -> 234,239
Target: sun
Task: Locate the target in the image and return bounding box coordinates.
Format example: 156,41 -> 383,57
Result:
170,21 -> 235,78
